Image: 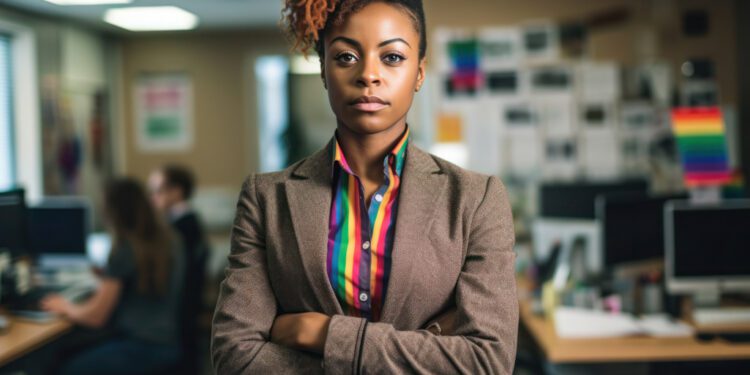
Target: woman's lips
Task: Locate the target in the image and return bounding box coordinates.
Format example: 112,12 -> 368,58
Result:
352,102 -> 388,112
351,95 -> 389,112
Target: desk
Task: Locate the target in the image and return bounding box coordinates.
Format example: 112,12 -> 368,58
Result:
0,316 -> 72,367
520,297 -> 750,364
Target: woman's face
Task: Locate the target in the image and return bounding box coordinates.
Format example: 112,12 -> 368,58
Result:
322,2 -> 425,136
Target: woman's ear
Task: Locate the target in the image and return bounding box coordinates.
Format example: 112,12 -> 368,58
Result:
415,58 -> 426,92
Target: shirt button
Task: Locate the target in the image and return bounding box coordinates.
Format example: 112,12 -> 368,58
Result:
362,241 -> 370,250
359,293 -> 368,302
374,194 -> 383,202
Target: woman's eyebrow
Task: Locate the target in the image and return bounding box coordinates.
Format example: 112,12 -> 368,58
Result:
379,38 -> 411,48
330,36 -> 361,49
329,36 -> 411,49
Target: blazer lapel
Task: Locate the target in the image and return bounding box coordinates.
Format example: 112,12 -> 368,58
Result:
285,141 -> 343,316
380,143 -> 447,323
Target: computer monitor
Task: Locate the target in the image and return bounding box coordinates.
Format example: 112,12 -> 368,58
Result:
0,188 -> 28,258
665,200 -> 750,294
539,179 -> 648,219
27,199 -> 90,257
597,192 -> 688,268
532,218 -> 602,274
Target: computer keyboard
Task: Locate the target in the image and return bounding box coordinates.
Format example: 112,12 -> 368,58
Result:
9,286 -> 63,312
59,284 -> 94,302
693,308 -> 750,326
9,283 -> 94,313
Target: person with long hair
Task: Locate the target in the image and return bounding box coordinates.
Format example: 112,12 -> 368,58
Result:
42,178 -> 185,375
148,164 -> 209,374
211,0 -> 518,373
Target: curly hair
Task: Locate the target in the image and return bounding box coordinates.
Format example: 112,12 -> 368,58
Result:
281,0 -> 426,59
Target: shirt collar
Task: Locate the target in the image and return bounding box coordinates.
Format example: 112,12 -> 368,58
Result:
169,201 -> 191,221
331,126 -> 410,178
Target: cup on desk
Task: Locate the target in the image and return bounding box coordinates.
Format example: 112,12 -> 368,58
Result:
642,283 -> 663,314
612,278 -> 636,313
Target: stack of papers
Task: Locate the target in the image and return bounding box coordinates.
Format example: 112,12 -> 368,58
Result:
554,307 -> 693,338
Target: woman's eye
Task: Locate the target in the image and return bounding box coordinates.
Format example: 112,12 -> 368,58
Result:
336,53 -> 357,63
384,54 -> 405,64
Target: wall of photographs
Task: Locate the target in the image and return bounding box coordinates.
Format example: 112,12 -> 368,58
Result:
428,21 -> 734,188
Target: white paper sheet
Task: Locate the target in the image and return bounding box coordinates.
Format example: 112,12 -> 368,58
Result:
581,127 -> 621,179
577,62 -> 620,102
507,127 -> 541,175
478,27 -> 524,70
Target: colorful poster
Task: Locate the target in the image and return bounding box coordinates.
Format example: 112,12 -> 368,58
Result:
436,113 -> 463,143
446,39 -> 482,96
135,73 -> 193,152
671,107 -> 732,187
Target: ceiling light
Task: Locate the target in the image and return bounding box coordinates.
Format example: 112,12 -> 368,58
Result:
45,0 -> 132,5
104,6 -> 199,32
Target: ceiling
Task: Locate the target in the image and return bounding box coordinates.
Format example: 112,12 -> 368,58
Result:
1,0 -> 283,33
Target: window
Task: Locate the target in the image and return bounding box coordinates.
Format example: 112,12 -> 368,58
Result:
0,33 -> 13,191
255,55 -> 289,173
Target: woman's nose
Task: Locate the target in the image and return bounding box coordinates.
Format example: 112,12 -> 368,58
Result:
357,56 -> 382,87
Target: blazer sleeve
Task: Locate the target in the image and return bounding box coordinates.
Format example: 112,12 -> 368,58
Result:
322,175 -> 519,374
211,175 -> 324,374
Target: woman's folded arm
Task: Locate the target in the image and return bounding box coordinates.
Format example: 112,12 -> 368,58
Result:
322,176 -> 519,375
211,175 -> 324,374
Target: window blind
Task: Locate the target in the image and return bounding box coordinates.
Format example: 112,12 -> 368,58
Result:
0,34 -> 14,191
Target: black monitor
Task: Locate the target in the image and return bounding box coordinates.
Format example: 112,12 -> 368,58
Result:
597,192 -> 687,267
27,201 -> 89,256
539,179 -> 648,219
0,188 -> 28,257
666,200 -> 750,294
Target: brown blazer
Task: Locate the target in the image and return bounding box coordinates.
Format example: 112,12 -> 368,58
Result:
211,140 -> 518,374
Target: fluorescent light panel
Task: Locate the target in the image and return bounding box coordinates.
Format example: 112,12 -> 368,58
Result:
104,6 -> 199,31
45,0 -> 132,5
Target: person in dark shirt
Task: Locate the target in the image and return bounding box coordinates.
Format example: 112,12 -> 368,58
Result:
42,178 -> 185,375
149,165 -> 208,260
148,164 -> 209,373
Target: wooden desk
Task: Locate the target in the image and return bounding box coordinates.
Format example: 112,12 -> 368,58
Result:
520,298 -> 750,363
0,316 -> 72,367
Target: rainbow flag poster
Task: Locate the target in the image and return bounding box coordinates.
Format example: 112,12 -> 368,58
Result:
671,107 -> 732,187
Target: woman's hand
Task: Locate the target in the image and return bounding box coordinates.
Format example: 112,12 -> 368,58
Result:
40,294 -> 72,317
271,312 -> 331,354
425,307 -> 458,336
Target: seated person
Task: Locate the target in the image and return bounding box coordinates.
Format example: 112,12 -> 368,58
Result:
42,178 -> 185,375
148,164 -> 209,373
148,164 -> 208,263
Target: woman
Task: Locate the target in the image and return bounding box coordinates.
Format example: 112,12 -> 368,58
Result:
42,178 -> 185,375
211,0 -> 518,373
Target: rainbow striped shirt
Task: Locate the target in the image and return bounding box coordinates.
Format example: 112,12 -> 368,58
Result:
327,129 -> 409,321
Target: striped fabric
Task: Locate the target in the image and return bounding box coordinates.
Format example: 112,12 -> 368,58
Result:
671,107 -> 732,186
327,128 -> 409,321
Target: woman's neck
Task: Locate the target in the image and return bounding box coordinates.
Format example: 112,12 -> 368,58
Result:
335,120 -> 407,184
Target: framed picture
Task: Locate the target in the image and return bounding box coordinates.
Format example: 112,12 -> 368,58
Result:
134,72 -> 193,152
